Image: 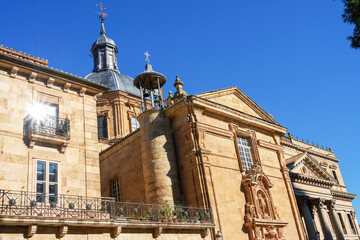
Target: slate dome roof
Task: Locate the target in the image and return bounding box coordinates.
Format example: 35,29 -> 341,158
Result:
85,70 -> 140,96
91,35 -> 116,52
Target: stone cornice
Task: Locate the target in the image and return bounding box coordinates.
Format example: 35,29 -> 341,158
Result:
289,172 -> 334,189
331,190 -> 356,202
0,52 -> 108,94
281,141 -> 339,162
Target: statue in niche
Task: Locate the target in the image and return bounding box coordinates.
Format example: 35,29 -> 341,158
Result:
258,192 -> 269,219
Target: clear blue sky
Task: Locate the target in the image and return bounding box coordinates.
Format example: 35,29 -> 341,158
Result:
2,1 -> 360,214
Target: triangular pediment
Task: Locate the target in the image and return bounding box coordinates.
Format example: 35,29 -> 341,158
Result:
197,86 -> 278,124
286,152 -> 335,183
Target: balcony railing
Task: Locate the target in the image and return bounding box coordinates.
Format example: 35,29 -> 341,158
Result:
0,190 -> 214,224
24,115 -> 70,139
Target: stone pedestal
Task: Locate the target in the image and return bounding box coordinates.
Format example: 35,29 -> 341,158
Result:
138,110 -> 181,204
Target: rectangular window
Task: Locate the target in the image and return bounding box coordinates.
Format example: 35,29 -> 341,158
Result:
110,178 -> 120,202
332,170 -> 339,184
131,117 -> 140,132
97,116 -> 108,139
237,137 -> 254,171
347,213 -> 357,234
36,160 -> 58,203
338,212 -> 348,234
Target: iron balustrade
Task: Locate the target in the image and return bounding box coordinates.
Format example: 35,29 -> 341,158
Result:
24,115 -> 70,139
0,190 -> 214,224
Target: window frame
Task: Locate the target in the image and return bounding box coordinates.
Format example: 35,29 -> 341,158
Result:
33,158 -> 61,203
97,115 -> 108,139
237,137 -> 254,172
231,125 -> 261,173
110,178 -> 120,202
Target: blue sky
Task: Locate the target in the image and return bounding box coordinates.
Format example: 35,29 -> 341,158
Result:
2,1 -> 360,214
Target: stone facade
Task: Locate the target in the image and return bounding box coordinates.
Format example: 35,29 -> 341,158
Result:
282,135 -> 360,240
0,45 -> 213,239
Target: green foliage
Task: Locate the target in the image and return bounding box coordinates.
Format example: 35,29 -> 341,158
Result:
63,116 -> 70,133
342,0 -> 360,48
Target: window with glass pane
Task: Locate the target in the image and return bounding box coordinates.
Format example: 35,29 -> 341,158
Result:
36,161 -> 58,203
110,178 -> 120,202
237,137 -> 254,171
49,163 -> 58,203
131,117 -> 140,132
97,116 -> 108,139
36,161 -> 46,202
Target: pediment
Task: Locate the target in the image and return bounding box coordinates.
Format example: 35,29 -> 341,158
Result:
197,86 -> 278,124
286,152 -> 335,183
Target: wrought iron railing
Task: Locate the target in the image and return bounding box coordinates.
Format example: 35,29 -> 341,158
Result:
0,190 -> 213,224
24,115 -> 70,139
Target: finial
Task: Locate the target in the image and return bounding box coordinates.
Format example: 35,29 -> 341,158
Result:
96,3 -> 107,22
144,51 -> 150,63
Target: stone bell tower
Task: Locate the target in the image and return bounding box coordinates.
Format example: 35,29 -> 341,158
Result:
133,52 -> 181,204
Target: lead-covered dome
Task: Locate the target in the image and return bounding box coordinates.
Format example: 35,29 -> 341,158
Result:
85,21 -> 140,96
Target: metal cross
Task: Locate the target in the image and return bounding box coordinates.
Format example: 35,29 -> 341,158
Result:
144,51 -> 150,63
96,3 -> 107,22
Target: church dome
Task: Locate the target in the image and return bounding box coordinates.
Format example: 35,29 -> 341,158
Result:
85,70 -> 140,96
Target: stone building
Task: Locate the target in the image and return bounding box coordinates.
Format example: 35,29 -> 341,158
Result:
0,15 -> 214,240
93,18 -> 360,240
0,9 -> 359,240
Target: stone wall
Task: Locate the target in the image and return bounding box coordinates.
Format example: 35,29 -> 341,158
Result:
0,63 -> 102,197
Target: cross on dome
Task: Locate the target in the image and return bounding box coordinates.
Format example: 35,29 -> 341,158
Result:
144,51 -> 150,63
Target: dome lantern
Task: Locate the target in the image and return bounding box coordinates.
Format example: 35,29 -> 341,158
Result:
133,51 -> 166,112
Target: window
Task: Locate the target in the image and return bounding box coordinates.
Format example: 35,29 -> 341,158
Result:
347,213 -> 357,234
338,212 -> 348,234
97,116 -> 108,139
131,117 -> 140,132
332,170 -> 339,184
100,53 -> 106,69
110,178 -> 120,202
237,137 -> 254,171
36,160 -> 58,203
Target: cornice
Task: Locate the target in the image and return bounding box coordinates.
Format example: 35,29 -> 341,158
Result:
289,172 -> 334,189
281,141 -> 339,162
0,52 -> 108,93
331,190 -> 356,202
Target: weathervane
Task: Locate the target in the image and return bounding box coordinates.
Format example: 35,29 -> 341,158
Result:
96,3 -> 107,22
144,51 -> 150,63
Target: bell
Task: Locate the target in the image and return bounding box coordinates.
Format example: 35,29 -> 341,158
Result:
143,89 -> 150,98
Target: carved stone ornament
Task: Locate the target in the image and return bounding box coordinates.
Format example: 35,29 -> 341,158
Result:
242,162 -> 288,240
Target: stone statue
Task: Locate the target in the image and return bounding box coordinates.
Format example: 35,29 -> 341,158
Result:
258,193 -> 267,219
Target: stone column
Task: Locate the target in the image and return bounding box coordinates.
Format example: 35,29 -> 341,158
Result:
299,198 -> 318,240
328,200 -> 345,240
317,198 -> 333,240
138,109 -> 181,204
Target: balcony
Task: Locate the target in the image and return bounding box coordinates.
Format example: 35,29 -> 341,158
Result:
0,189 -> 214,238
24,115 -> 70,152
